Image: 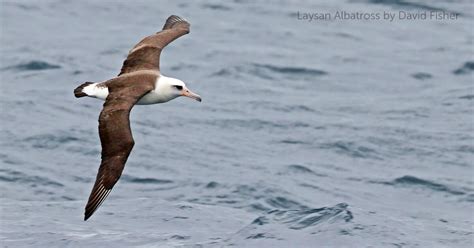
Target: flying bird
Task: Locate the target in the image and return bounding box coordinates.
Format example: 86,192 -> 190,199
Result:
74,15 -> 201,221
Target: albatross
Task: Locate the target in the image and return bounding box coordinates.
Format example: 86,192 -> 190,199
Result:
74,15 -> 201,221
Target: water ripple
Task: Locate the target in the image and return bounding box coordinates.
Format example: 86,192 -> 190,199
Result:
367,0 -> 461,14
267,203 -> 352,230
320,141 -> 381,159
121,175 -> 173,184
458,94 -> 474,100
252,63 -> 328,77
373,175 -> 467,196
453,61 -> 474,75
0,169 -> 63,187
24,134 -> 80,149
201,3 -> 231,11
211,63 -> 328,81
411,72 -> 432,80
207,118 -> 311,130
2,60 -> 61,71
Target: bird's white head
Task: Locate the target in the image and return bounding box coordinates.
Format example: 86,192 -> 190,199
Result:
156,75 -> 202,103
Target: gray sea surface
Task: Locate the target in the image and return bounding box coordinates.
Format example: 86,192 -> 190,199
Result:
1,0 -> 473,247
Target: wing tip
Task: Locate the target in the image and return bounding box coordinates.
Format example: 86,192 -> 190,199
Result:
83,183 -> 112,221
84,213 -> 92,221
163,15 -> 189,30
84,204 -> 97,221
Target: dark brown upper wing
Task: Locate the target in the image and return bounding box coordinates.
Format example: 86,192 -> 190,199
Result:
84,79 -> 154,221
118,15 -> 190,76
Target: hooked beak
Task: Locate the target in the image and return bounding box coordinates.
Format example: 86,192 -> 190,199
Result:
182,88 -> 202,102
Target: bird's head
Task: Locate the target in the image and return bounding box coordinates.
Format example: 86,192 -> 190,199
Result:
158,76 -> 202,103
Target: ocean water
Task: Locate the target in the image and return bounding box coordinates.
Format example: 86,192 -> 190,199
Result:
0,0 -> 473,247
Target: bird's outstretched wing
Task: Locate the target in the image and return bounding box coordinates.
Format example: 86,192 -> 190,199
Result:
84,80 -> 154,221
118,15 -> 190,76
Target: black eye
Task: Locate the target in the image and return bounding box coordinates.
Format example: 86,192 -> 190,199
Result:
174,85 -> 183,90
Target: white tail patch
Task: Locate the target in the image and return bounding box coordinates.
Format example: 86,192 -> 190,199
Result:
84,83 -> 109,100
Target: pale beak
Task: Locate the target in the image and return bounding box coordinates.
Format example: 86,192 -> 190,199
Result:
182,88 -> 202,102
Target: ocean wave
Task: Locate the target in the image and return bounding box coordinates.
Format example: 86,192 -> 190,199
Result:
121,175 -> 174,184
320,141 -> 381,159
458,94 -> 474,100
285,164 -> 327,177
288,164 -> 314,174
252,63 -> 328,77
2,60 -> 61,71
246,101 -> 318,115
210,63 -> 328,81
366,0 -> 460,14
411,72 -> 432,80
279,139 -> 310,145
373,175 -> 467,196
201,3 -> 231,11
189,183 -> 312,212
225,202 -> 352,244
453,61 -> 474,75
0,153 -> 23,165
264,203 -> 352,230
265,196 -> 308,210
0,168 -> 63,187
23,133 -> 81,150
206,118 -> 311,130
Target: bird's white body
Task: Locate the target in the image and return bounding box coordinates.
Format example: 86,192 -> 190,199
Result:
82,75 -> 185,105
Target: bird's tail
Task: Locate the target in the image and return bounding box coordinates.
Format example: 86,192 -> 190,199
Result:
74,82 -> 95,98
